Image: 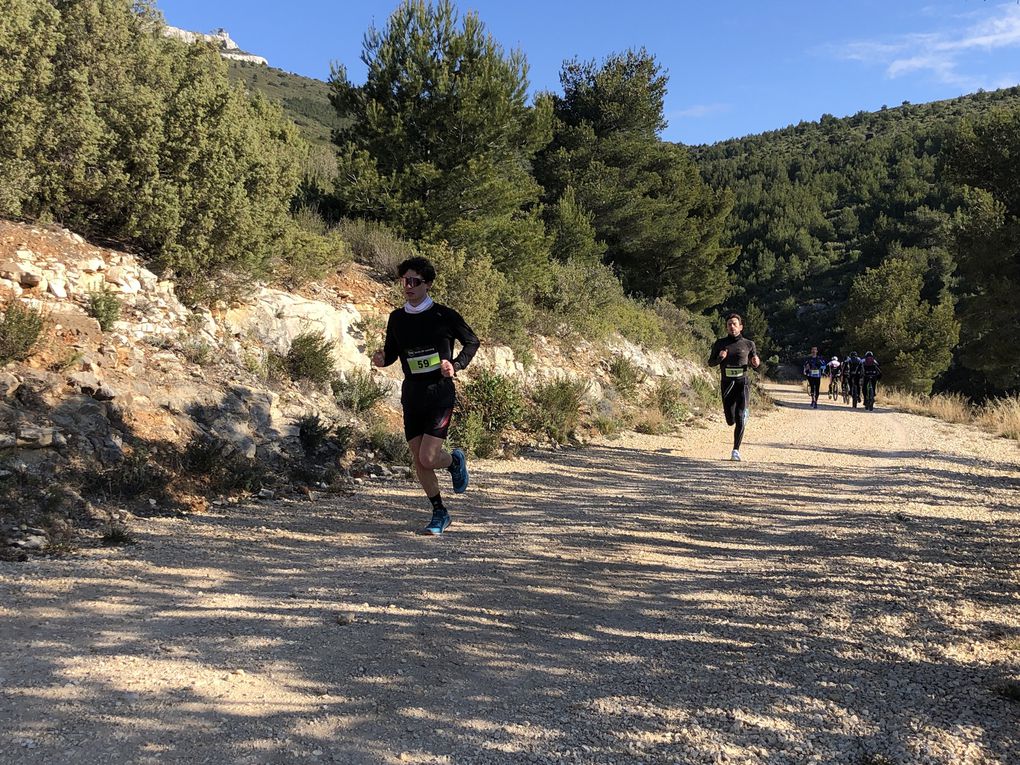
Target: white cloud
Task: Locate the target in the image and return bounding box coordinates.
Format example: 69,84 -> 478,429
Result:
830,3 -> 1020,88
672,103 -> 730,119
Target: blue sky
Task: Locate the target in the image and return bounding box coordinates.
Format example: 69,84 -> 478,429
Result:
156,1 -> 1020,145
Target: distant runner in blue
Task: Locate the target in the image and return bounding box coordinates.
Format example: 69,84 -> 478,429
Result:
802,346 -> 826,409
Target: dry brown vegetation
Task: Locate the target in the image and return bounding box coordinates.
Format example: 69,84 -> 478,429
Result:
883,388 -> 1020,440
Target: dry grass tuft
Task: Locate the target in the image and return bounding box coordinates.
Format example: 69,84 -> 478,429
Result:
884,388 -> 1020,441
978,395 -> 1020,440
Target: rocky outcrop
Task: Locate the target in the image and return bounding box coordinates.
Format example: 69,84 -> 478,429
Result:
162,26 -> 269,66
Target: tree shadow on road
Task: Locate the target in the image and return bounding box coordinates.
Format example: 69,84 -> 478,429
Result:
2,439 -> 1018,764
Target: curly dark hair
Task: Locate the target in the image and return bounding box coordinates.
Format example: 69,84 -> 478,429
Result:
397,256 -> 436,283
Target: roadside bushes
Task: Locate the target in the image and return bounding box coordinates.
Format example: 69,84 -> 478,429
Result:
285,331 -> 335,384
451,369 -> 526,457
331,369 -> 388,413
0,300 -> 44,364
530,378 -> 589,444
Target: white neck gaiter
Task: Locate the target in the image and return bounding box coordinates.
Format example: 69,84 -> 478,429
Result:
404,294 -> 434,314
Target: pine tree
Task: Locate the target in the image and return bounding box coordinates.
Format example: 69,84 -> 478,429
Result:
0,0 -> 60,215
948,108 -> 1020,389
842,256 -> 959,393
328,0 -> 553,289
536,50 -> 735,311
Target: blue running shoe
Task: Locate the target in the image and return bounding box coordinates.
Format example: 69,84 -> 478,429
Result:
448,448 -> 469,493
421,511 -> 451,536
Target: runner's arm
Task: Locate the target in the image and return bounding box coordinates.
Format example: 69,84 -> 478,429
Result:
708,340 -> 722,367
380,313 -> 400,366
749,341 -> 760,368
449,309 -> 480,372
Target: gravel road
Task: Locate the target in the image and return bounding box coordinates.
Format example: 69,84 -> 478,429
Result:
2,383 -> 1018,764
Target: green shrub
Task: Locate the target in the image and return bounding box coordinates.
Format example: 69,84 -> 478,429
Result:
0,300 -> 44,365
451,409 -> 500,458
180,435 -> 266,494
649,378 -> 689,424
530,378 -> 589,443
331,369 -> 389,413
276,221 -> 351,287
367,422 -> 410,463
101,522 -> 135,546
331,422 -> 356,453
298,414 -> 330,455
87,289 -> 121,331
181,340 -> 213,366
335,218 -> 415,276
85,447 -> 169,500
286,331 -> 335,384
593,415 -> 623,437
608,357 -> 646,399
689,375 -> 720,409
461,369 -> 525,433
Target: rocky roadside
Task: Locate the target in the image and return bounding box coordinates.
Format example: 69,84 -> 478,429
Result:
0,219 -> 710,560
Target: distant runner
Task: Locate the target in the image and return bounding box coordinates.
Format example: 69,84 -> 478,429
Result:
862,351 -> 882,411
372,256 -> 479,535
803,346 -> 826,409
708,313 -> 761,461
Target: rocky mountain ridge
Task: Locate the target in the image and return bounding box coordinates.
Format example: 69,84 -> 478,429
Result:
162,25 -> 269,66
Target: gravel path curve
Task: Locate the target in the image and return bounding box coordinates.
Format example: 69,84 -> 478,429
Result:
2,384 -> 1018,765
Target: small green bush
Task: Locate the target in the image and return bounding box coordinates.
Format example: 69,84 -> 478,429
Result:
461,369 -> 525,433
689,375 -> 720,410
331,369 -> 388,413
367,422 -> 410,463
85,447 -> 169,499
180,435 -> 266,494
530,378 -> 589,443
649,378 -> 689,423
87,289 -> 121,331
608,357 -> 646,399
101,522 -> 135,546
593,415 -> 622,437
451,409 -> 500,458
331,422 -> 356,453
335,218 -> 415,276
286,331 -> 335,384
298,414 -> 330,455
276,222 -> 352,287
181,340 -> 213,366
0,300 -> 44,364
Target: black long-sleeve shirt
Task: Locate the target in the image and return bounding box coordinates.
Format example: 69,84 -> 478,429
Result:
382,303 -> 480,406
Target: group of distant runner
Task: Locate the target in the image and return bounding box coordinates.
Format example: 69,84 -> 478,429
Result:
802,346 -> 882,411
372,256 -> 884,534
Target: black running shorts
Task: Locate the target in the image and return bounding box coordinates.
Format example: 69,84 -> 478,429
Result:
402,405 -> 454,441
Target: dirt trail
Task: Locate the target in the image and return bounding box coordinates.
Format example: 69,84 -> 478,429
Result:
2,384 -> 1018,765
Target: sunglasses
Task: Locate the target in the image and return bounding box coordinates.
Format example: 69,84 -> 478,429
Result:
400,276 -> 425,288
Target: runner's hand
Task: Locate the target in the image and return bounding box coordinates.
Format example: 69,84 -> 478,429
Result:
371,350 -> 385,367
751,354 -> 760,368
718,349 -> 728,361
440,359 -> 455,378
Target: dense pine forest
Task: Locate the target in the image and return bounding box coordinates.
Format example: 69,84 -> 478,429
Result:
2,0 -> 1018,399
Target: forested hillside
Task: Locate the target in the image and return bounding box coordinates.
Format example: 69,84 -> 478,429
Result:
3,0 -> 1019,400
692,87 -> 1020,395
